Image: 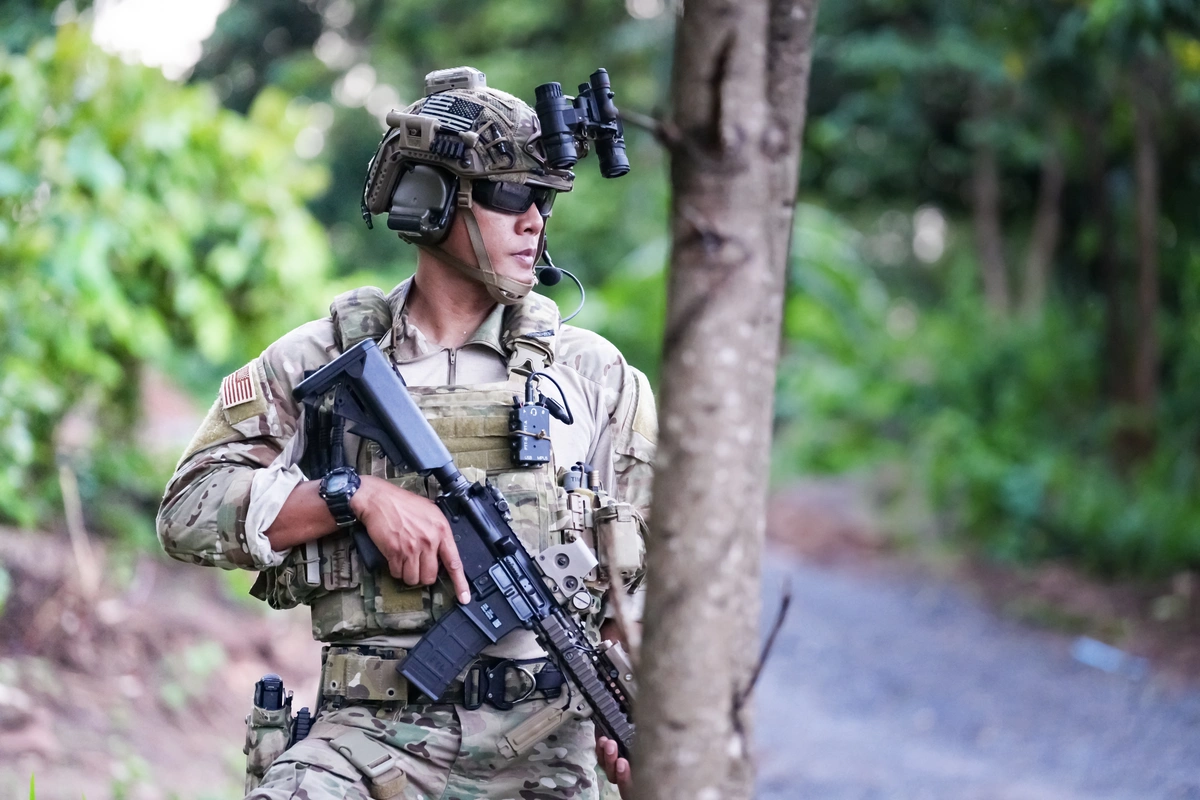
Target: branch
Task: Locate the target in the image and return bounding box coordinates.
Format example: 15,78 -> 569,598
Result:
732,578 -> 793,717
621,108 -> 682,149
58,459 -> 101,600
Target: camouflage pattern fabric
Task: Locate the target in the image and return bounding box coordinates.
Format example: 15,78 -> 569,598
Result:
249,702 -> 599,800
245,704 -> 294,793
331,286 -> 394,350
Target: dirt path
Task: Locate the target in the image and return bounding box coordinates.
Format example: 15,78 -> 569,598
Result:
754,549 -> 1200,799
0,529 -> 322,800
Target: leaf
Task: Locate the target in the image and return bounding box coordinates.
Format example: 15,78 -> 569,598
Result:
64,131 -> 126,193
0,162 -> 25,196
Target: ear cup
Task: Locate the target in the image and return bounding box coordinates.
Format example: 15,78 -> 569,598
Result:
386,164 -> 457,244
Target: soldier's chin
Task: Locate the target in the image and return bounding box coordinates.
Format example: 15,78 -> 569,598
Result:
500,257 -> 536,280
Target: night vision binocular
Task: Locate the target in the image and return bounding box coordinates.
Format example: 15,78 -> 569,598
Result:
534,69 -> 630,179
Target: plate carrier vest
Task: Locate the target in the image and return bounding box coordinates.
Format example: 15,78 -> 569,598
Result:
250,285 -> 604,641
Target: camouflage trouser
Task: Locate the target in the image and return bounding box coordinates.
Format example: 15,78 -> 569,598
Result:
247,700 -> 605,800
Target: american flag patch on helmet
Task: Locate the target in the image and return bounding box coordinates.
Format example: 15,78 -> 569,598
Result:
421,94 -> 484,132
220,363 -> 258,409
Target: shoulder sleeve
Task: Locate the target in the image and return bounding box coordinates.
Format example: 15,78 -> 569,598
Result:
156,319 -> 337,571
609,363 -> 657,518
556,326 -> 657,518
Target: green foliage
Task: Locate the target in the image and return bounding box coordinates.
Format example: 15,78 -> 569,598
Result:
774,205 -> 1200,578
0,25 -> 333,527
760,2 -> 1200,578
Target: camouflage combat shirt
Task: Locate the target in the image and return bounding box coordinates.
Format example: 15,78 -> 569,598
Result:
156,279 -> 656,652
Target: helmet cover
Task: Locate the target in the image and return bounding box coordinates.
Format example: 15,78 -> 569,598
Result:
363,76 -> 574,218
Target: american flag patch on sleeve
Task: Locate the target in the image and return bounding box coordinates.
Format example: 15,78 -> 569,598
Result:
421,94 -> 484,132
220,363 -> 258,409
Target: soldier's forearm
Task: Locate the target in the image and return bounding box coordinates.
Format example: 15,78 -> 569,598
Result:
264,475 -> 398,551
264,480 -> 339,550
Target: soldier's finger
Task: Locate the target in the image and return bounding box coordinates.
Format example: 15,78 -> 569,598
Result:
400,550 -> 421,586
387,553 -> 407,582
596,737 -> 618,779
438,531 -> 471,604
418,548 -> 439,586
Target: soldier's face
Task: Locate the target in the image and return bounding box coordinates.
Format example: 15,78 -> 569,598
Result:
442,202 -> 545,284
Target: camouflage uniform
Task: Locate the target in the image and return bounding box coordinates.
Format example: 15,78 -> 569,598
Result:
157,279 -> 656,799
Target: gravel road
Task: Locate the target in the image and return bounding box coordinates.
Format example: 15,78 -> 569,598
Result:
754,547 -> 1200,800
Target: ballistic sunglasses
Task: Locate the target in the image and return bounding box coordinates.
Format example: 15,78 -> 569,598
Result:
472,180 -> 557,217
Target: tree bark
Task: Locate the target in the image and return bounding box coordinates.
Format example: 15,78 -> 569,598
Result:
1131,71 -> 1160,424
1082,112 -> 1129,407
632,1 -> 819,798
1020,140 -> 1065,315
971,135 -> 1010,315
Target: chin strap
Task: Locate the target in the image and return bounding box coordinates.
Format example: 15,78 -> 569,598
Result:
416,179 -> 541,306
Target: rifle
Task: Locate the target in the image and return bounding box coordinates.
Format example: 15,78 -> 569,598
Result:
293,339 -> 636,758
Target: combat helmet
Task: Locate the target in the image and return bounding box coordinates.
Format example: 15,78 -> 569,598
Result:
361,67 -> 575,305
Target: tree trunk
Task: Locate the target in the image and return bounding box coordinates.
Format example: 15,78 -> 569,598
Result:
1131,71 -> 1160,426
1020,140 -> 1064,315
632,0 -> 819,798
971,132 -> 1010,315
1082,112 -> 1129,407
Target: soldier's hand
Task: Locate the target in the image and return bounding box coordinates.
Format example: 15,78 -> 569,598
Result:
351,475 -> 471,604
595,736 -> 631,798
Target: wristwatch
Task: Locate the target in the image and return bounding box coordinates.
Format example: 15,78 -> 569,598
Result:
319,466 -> 361,529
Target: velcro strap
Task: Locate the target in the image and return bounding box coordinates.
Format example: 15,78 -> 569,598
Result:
321,650 -> 409,703
330,729 -> 408,800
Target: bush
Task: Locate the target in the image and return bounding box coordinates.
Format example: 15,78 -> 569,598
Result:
0,26 -> 333,527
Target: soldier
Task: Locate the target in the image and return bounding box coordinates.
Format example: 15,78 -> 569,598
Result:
157,67 -> 651,800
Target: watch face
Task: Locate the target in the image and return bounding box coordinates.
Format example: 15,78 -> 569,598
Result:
326,474 -> 349,493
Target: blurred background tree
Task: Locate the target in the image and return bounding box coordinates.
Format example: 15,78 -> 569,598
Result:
782,0 -> 1200,576
4,0 -> 1200,579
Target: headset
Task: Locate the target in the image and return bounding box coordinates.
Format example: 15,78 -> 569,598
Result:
384,163 -> 457,244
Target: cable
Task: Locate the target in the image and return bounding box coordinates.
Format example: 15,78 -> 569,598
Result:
528,371 -> 574,425
559,268 -> 586,323
537,249 -> 586,323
